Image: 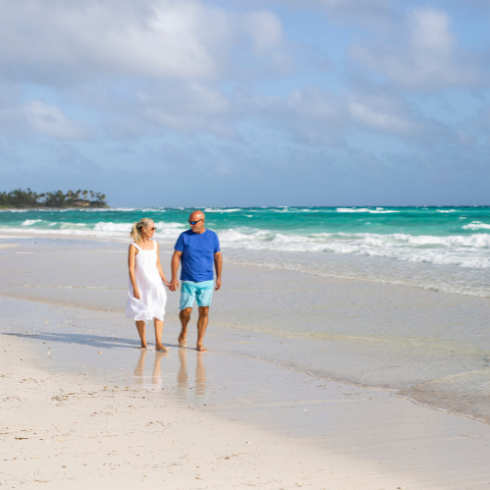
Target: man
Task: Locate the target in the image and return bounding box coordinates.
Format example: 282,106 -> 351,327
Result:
169,210 -> 222,352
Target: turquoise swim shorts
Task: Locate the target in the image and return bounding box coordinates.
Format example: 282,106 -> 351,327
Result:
180,280 -> 214,309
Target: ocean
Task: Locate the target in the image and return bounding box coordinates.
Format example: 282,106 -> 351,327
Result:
2,205 -> 490,298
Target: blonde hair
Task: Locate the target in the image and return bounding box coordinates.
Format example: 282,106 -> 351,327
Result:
130,218 -> 153,243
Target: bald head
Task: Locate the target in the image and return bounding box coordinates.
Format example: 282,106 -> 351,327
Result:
188,210 -> 206,233
189,210 -> 205,221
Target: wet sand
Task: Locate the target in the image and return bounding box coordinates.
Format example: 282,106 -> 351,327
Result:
2,232 -> 490,488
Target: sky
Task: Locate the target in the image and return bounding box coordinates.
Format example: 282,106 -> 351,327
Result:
0,0 -> 490,207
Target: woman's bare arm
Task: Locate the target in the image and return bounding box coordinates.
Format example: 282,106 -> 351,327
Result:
128,244 -> 141,299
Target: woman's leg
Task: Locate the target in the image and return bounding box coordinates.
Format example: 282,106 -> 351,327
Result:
136,320 -> 147,349
154,318 -> 168,352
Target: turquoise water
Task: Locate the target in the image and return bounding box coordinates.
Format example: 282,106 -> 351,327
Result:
2,206 -> 490,296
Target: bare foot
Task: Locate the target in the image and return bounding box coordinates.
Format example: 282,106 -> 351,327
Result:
196,344 -> 207,352
178,332 -> 187,347
138,344 -> 147,350
155,344 -> 169,352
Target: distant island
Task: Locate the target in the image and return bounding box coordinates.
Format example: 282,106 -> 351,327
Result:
0,189 -> 109,209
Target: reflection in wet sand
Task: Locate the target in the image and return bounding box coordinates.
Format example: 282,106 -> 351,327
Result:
133,349 -> 168,388
195,352 -> 206,398
134,349 -> 147,385
153,351 -> 167,386
177,348 -> 189,397
177,348 -> 207,403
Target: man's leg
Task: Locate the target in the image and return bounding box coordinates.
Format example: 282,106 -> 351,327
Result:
179,281 -> 196,346
196,306 -> 209,352
178,307 -> 192,346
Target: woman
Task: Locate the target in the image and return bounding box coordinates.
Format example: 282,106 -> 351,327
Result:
126,218 -> 170,351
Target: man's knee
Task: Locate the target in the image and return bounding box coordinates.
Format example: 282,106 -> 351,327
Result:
180,307 -> 192,319
198,306 -> 209,317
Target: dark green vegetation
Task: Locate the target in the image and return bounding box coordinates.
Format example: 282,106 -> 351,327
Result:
0,189 -> 108,209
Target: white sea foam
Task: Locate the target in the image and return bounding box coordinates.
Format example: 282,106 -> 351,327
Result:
0,221 -> 186,241
59,222 -> 88,229
93,222 -> 132,232
437,209 -> 457,213
21,219 -> 43,226
463,221 -> 490,230
216,228 -> 490,270
336,207 -> 399,214
270,208 -> 322,213
204,208 -> 241,213
78,207 -> 165,212
90,221 -> 185,239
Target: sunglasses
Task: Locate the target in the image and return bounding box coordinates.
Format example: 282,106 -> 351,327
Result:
149,227 -> 156,231
188,219 -> 203,225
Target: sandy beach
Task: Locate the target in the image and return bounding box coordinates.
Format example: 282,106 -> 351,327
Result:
2,232 -> 490,489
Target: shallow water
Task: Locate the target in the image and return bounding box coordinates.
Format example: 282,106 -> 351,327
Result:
1,237 -> 490,424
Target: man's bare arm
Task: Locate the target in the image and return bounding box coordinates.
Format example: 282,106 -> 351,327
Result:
170,250 -> 183,292
214,251 -> 222,291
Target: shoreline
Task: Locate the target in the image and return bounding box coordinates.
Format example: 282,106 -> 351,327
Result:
2,231 -> 490,425
2,228 -> 490,302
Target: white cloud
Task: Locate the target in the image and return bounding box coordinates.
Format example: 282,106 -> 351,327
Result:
0,99 -> 87,139
348,97 -> 415,133
140,83 -> 233,135
351,7 -> 481,90
409,8 -> 454,53
0,0 -> 230,82
243,11 -> 284,53
23,101 -> 87,139
259,0 -> 395,27
0,0 -> 285,84
307,0 -> 392,17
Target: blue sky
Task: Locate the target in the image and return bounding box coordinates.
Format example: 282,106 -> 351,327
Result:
0,0 -> 489,207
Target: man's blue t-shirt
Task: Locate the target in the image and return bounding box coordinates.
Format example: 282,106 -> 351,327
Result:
174,229 -> 220,282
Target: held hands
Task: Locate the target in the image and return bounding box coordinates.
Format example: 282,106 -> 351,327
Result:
169,278 -> 180,292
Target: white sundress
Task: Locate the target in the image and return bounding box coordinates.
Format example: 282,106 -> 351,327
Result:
126,241 -> 167,322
